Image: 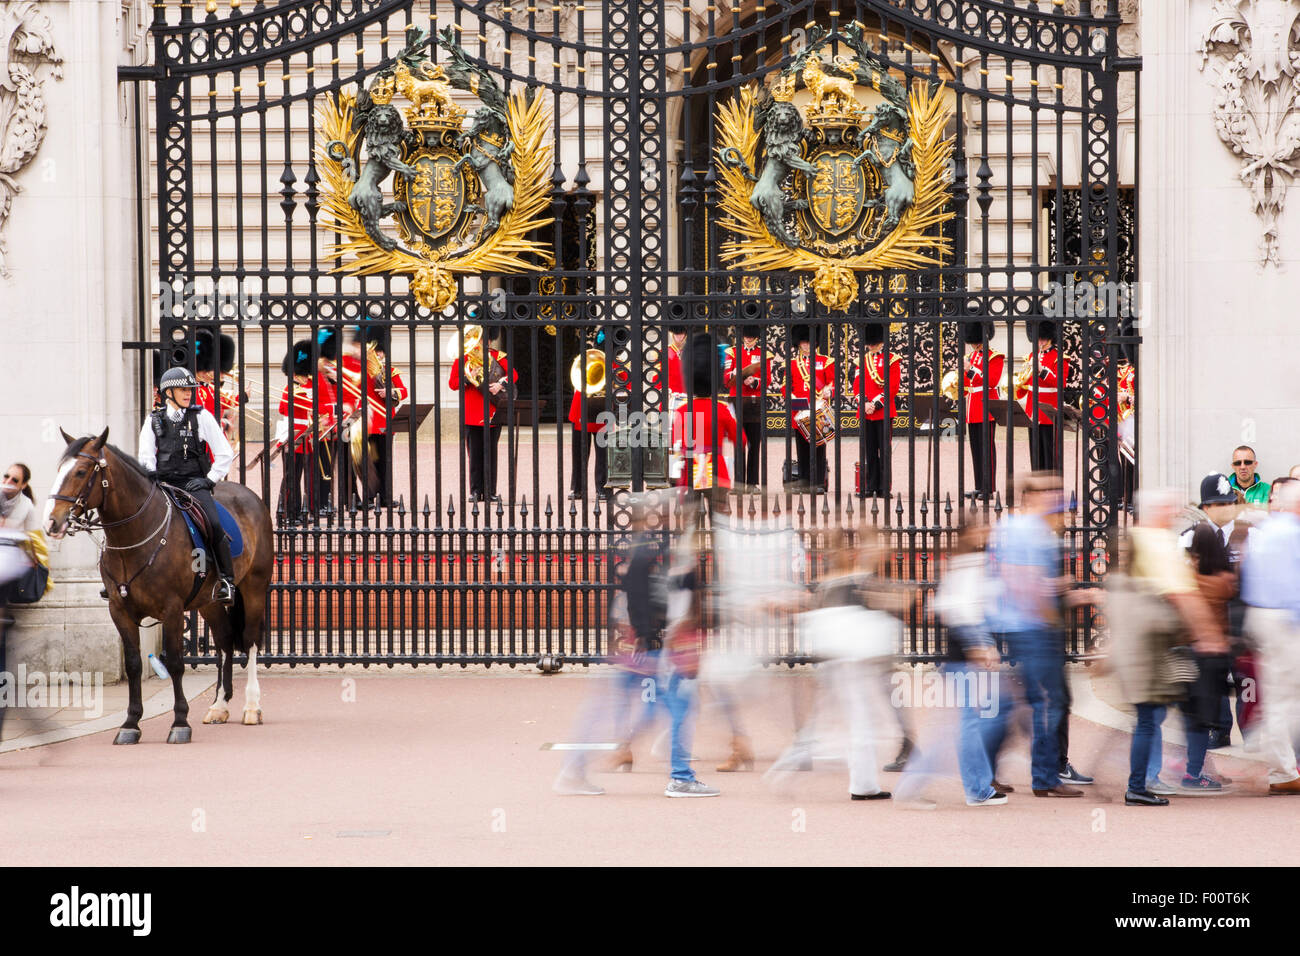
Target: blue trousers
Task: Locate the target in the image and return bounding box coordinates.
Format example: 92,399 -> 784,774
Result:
665,671 -> 698,781
941,662 -> 1007,802
1003,631 -> 1067,791
1129,702 -> 1161,793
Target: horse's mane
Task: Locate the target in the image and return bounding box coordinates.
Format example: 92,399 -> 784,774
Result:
60,439 -> 153,481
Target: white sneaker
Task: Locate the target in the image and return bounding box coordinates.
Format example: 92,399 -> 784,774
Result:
966,792 -> 1009,807
553,774 -> 605,796
664,778 -> 720,797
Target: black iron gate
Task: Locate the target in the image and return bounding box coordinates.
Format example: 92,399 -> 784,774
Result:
122,0 -> 1139,666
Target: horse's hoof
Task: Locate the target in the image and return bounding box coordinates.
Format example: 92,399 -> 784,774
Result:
166,726 -> 192,744
242,708 -> 263,726
202,707 -> 229,724
113,728 -> 141,745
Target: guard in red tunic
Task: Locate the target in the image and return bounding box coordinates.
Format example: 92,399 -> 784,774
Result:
962,321 -> 1005,501
1017,320 -> 1069,473
786,324 -> 834,492
569,346 -> 608,500
671,332 -> 742,514
193,330 -> 243,448
274,340 -> 320,519
722,324 -> 773,488
448,327 -> 518,502
852,322 -> 902,499
665,325 -> 688,413
350,324 -> 408,506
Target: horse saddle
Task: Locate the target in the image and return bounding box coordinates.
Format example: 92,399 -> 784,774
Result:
162,485 -> 244,559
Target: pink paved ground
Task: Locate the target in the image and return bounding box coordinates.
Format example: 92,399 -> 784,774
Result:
0,672 -> 1289,867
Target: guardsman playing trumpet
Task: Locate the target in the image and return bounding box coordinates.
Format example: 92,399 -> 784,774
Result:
351,324 -> 408,506
959,320 -> 1004,501
786,323 -> 834,493
448,324 -> 517,503
851,322 -> 902,499
722,324 -> 774,489
194,330 -> 244,451
569,345 -> 608,500
1017,320 -> 1069,473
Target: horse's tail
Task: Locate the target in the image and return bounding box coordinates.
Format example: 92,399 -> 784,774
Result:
228,587 -> 247,653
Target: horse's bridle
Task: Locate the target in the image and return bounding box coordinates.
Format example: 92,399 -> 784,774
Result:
50,449 -> 159,536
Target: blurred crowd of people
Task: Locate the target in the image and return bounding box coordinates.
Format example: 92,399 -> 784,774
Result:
554,451 -> 1300,806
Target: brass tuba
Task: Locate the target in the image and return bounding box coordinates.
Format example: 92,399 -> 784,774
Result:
456,324 -> 485,386
570,348 -> 606,397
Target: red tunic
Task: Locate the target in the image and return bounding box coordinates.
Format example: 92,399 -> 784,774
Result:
278,376 -> 318,452
852,352 -> 902,421
786,352 -> 835,425
671,398 -> 743,490
315,363 -> 339,433
1016,347 -> 1068,425
448,349 -> 517,427
568,390 -> 607,433
723,345 -> 774,399
963,348 -> 1005,424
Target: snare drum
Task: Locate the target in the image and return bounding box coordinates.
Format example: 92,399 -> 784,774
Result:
793,406 -> 836,446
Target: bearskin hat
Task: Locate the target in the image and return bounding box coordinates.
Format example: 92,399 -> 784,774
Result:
316,327 -> 340,360
962,320 -> 993,345
862,322 -> 886,347
1027,319 -> 1055,344
282,340 -> 314,377
688,332 -> 718,397
194,329 -> 236,374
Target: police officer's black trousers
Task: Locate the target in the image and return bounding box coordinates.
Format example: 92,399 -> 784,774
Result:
190,487 -> 235,580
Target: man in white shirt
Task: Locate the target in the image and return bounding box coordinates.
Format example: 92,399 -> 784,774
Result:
139,366 -> 237,604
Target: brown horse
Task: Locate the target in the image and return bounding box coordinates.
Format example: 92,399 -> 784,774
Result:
43,428 -> 274,743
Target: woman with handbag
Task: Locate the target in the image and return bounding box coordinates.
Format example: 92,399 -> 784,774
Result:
1112,488 -> 1221,806
0,463 -> 45,602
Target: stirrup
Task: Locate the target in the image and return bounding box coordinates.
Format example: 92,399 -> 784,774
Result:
216,578 -> 236,605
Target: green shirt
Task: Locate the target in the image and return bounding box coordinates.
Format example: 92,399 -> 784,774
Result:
1230,473 -> 1271,506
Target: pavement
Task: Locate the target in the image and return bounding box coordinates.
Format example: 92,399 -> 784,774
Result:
0,664 -> 1290,867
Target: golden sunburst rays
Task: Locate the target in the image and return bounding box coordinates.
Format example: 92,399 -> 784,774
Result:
716,81 -> 955,312
316,86 -> 555,312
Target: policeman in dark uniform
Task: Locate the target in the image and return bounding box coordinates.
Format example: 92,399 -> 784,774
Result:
138,367 -> 237,604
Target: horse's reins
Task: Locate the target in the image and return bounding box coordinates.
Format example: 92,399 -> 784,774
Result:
51,449 -> 175,599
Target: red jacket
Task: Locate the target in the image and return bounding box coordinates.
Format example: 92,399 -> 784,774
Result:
963,348 -> 1005,424
448,350 -> 517,427
671,398 -> 743,489
852,351 -> 902,421
723,345 -> 774,399
568,390 -> 607,433
1016,347 -> 1068,426
787,352 -> 835,406
278,376 -> 319,452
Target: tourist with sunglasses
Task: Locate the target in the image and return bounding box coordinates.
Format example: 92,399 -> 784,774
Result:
1229,446 -> 1271,507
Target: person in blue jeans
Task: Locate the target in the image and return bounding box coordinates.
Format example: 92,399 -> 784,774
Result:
988,474 -> 1094,798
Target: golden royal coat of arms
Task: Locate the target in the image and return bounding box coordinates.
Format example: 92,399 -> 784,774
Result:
716,24 -> 955,312
318,27 -> 554,311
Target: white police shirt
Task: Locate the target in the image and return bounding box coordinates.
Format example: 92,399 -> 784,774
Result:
137,404 -> 234,483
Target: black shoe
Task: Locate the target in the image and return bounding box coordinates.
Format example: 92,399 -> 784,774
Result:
1125,789 -> 1169,806
883,738 -> 914,773
216,578 -> 236,606
1207,730 -> 1231,750
469,493 -> 483,503
851,791 -> 892,801
99,588 -> 109,600
490,495 -> 502,504
568,491 -> 582,500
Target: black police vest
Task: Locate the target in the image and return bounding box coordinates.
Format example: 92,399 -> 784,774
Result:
151,407 -> 209,482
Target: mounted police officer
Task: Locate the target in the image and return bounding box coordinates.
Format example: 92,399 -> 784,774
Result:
138,366 -> 237,604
